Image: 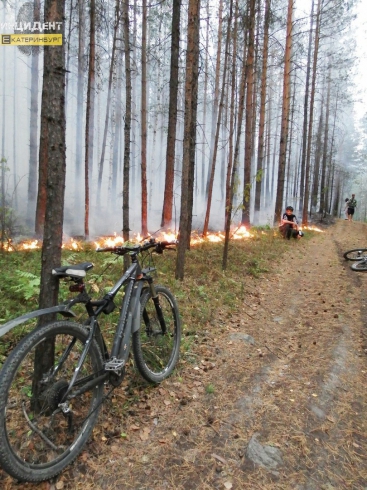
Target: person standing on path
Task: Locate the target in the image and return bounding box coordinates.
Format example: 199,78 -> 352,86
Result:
344,198 -> 349,219
347,194 -> 357,221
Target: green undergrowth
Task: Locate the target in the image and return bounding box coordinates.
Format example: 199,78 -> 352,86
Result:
0,228 -> 315,366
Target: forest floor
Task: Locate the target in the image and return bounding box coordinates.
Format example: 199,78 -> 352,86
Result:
1,218 -> 367,490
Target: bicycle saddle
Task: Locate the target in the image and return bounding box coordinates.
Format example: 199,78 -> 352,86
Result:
52,262 -> 94,278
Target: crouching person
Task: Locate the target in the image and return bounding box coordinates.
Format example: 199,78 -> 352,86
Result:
279,206 -> 303,240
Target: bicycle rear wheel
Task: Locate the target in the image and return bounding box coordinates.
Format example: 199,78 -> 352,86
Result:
0,321 -> 104,482
133,285 -> 181,383
351,260 -> 367,272
343,248 -> 367,260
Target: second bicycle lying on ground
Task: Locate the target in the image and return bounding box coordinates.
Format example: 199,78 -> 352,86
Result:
343,248 -> 367,271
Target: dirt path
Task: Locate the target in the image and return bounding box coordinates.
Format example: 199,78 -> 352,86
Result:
1,219 -> 367,490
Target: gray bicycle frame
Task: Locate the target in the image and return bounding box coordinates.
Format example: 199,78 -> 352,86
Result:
107,260 -> 145,360
0,257 -> 153,406
0,259 -> 147,336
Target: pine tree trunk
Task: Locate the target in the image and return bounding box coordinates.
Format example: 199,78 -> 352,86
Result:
241,0 -> 256,226
285,73 -> 296,206
84,0 -> 96,238
320,84 -> 335,216
122,0 -> 132,244
26,0 -> 40,229
74,0 -> 86,223
201,0 -> 210,196
264,100 -> 272,204
141,0 -> 148,235
298,0 -> 314,212
274,0 -> 293,224
224,0 -> 238,231
223,25 -> 248,269
161,0 -> 181,228
302,0 -> 321,225
254,0 -> 270,216
311,81 -> 325,211
131,0 -> 138,189
319,78 -> 332,215
175,0 -> 200,280
203,0 -> 233,236
33,0 -> 66,397
111,39 -> 123,210
97,0 -> 120,206
205,0 -> 223,198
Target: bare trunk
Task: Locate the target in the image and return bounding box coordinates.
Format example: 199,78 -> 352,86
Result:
285,73 -> 296,206
205,0 -> 223,198
224,0 -> 238,232
203,0 -> 233,236
274,0 -> 293,224
299,0 -> 315,211
201,0 -> 210,196
97,0 -> 120,206
319,79 -> 338,215
84,0 -> 96,238
161,0 -> 181,228
241,0 -> 256,226
141,0 -> 148,235
74,0 -> 85,222
27,0 -> 41,227
311,78 -> 325,211
320,84 -> 335,216
254,0 -> 271,214
302,0 -> 321,225
111,40 -> 123,210
34,0 -> 66,397
175,0 -> 200,280
122,0 -> 132,244
223,25 -> 248,269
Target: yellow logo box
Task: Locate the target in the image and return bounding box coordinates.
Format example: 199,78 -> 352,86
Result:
1,34 -> 62,45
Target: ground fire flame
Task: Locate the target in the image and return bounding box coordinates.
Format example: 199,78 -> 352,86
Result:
3,226 -> 254,252
3,223 -> 323,252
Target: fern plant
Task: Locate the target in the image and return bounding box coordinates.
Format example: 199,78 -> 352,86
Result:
10,270 -> 40,301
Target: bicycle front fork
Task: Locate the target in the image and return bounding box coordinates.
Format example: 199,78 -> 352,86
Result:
148,283 -> 167,334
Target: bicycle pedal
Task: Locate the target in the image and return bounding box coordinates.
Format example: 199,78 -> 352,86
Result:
104,358 -> 125,371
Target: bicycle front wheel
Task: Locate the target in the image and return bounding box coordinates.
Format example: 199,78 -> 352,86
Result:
343,248 -> 367,260
0,321 -> 104,482
351,261 -> 367,272
133,285 -> 181,383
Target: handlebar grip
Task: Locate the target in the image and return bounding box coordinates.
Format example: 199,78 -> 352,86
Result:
160,240 -> 178,247
96,246 -> 127,254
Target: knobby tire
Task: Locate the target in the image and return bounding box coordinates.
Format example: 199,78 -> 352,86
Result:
0,321 -> 104,482
343,248 -> 367,261
133,285 -> 181,383
351,261 -> 367,272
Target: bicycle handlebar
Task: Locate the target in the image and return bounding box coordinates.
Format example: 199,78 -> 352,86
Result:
96,238 -> 178,256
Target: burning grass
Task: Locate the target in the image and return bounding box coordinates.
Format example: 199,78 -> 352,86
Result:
3,225 -> 254,252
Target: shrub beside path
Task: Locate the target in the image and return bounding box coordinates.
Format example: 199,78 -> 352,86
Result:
1,219 -> 367,489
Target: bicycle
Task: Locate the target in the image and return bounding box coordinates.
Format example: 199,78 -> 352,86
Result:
343,248 -> 367,261
349,258 -> 367,272
0,238 -> 181,482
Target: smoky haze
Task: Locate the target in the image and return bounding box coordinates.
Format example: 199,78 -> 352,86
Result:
0,0 -> 363,239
